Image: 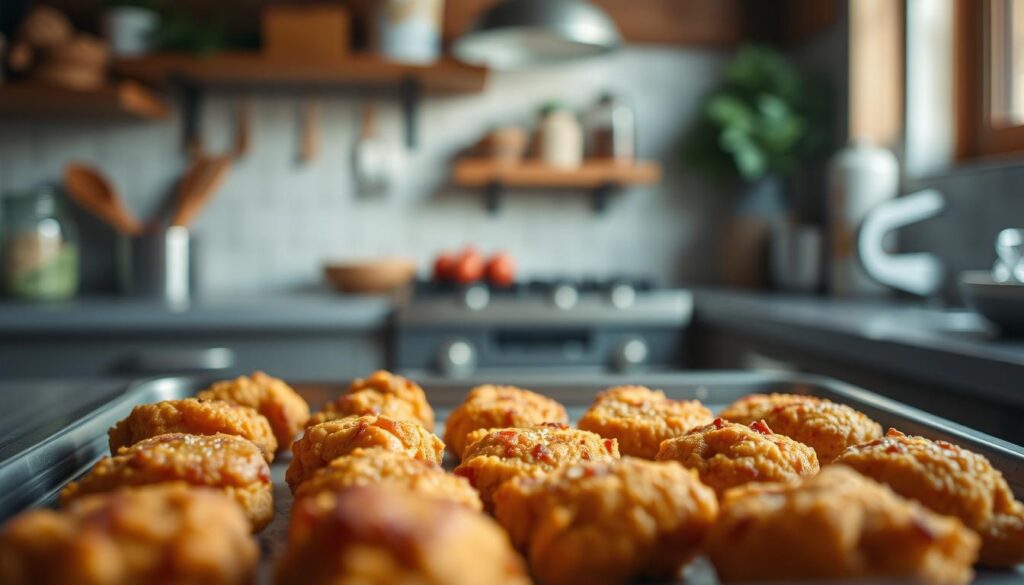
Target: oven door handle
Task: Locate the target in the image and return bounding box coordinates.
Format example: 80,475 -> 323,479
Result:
125,348 -> 235,374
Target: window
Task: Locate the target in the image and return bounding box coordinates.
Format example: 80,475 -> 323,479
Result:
956,0 -> 1024,158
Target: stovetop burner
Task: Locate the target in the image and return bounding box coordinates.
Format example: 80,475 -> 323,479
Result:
412,277 -> 657,298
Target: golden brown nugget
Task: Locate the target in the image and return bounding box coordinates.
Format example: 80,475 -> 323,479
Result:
705,466 -> 979,584
720,392 -> 882,463
493,458 -> 718,585
60,433 -> 274,532
837,428 -> 1024,567
108,398 -> 278,462
308,370 -> 435,431
0,484 -> 258,585
197,371 -> 310,449
454,423 -> 619,509
444,385 -> 568,459
307,387 -> 424,429
718,392 -> 808,421
576,385 -> 713,459
286,415 -> 444,492
294,448 -> 482,511
274,486 -> 531,585
656,418 -> 819,496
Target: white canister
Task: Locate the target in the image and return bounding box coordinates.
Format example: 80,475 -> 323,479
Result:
102,6 -> 158,56
377,0 -> 444,64
538,105 -> 583,169
826,140 -> 900,296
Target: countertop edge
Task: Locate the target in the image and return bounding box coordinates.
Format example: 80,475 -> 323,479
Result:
693,289 -> 1024,408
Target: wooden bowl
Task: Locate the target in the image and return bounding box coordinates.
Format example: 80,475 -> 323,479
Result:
323,258 -> 417,294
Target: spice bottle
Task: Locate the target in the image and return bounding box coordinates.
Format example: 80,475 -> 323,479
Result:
585,93 -> 635,163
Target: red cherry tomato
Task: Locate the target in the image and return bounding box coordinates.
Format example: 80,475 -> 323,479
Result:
433,253 -> 457,282
453,249 -> 484,284
485,252 -> 516,287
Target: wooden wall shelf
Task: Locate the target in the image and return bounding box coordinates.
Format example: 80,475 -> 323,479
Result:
452,159 -> 663,213
0,81 -> 169,121
113,52 -> 488,149
113,52 -> 488,93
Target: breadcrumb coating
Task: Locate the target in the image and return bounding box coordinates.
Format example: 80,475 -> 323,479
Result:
577,386 -> 714,459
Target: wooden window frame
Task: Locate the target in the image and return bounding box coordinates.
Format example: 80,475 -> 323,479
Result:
955,0 -> 1024,159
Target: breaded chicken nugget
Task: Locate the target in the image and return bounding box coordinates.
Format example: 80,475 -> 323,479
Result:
286,415 -> 444,491
274,486 -> 530,585
197,371 -> 310,449
444,385 -> 568,459
656,418 -> 818,495
454,423 -> 619,509
836,428 -> 1024,567
294,448 -> 481,511
0,484 -> 258,585
577,385 -> 713,459
108,398 -> 278,462
705,466 -> 979,584
61,433 -> 273,532
720,393 -> 882,463
307,370 -> 435,431
493,458 -> 718,585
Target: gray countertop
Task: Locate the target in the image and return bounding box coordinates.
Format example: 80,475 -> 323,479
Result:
694,288 -> 1024,407
4,287 -> 1024,408
0,292 -> 393,335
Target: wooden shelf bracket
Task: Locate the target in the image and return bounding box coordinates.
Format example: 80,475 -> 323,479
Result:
482,180 -> 623,215
453,159 -> 662,215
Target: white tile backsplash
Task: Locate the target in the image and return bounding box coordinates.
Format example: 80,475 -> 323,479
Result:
0,47 -> 730,294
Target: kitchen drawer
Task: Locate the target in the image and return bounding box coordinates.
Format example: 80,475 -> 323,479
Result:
0,332 -> 385,380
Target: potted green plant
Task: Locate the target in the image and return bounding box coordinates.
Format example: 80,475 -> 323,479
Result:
683,44 -> 830,187
682,44 -> 831,288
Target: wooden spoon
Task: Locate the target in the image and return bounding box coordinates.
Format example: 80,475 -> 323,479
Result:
172,155 -> 232,227
63,164 -> 142,235
171,156 -> 207,226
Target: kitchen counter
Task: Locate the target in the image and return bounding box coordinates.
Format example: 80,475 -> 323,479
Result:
0,293 -> 393,336
693,288 -> 1024,408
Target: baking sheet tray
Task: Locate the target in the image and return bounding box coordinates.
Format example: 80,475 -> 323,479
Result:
1,370 -> 1022,584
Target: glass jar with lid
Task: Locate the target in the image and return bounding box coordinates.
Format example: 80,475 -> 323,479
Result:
537,102 -> 583,169
2,187 -> 80,301
584,93 -> 636,163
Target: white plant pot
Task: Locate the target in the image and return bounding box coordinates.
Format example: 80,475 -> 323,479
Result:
103,7 -> 158,57
377,0 -> 444,64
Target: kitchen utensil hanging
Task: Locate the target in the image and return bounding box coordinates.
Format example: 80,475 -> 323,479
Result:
231,97 -> 252,159
353,100 -> 391,197
300,97 -> 319,164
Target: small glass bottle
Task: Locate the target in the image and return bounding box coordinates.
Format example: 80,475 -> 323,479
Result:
2,187 -> 80,301
585,93 -> 636,163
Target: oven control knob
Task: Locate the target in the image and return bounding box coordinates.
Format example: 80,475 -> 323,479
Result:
437,339 -> 476,377
462,284 -> 490,311
608,283 -> 636,309
612,337 -> 648,372
551,284 -> 579,310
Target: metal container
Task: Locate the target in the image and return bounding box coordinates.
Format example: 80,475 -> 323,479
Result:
117,226 -> 195,305
1,371 -> 1021,583
770,221 -> 822,293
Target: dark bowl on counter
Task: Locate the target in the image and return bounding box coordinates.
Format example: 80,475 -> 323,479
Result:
960,270 -> 1024,336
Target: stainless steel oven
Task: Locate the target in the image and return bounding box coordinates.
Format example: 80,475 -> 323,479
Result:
392,279 -> 692,377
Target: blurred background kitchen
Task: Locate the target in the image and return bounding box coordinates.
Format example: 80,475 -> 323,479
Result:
2,0 -> 1024,443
